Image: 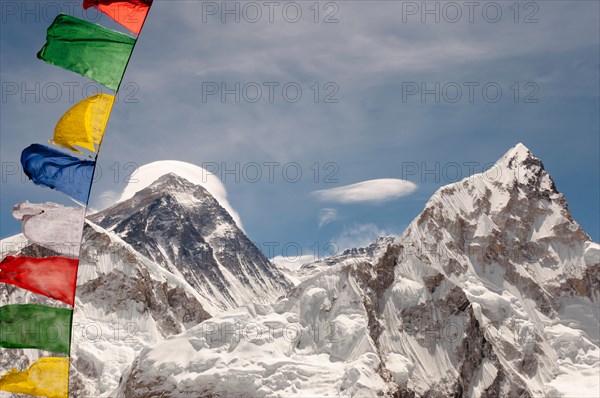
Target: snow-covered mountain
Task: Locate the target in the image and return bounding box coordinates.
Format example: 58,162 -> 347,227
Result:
273,236 -> 397,285
0,220 -> 211,397
1,171 -> 291,397
88,173 -> 291,314
2,144 -> 597,397
118,144 -> 600,397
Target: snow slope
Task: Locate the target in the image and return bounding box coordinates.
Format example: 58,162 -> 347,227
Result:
1,221 -> 211,397
1,170 -> 291,397
119,144 -> 600,397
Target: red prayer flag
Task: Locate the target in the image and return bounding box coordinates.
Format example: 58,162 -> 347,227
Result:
0,256 -> 78,306
83,0 -> 152,35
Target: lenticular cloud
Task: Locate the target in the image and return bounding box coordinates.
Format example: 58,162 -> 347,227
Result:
312,178 -> 417,204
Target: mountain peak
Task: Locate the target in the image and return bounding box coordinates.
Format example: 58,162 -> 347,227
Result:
408,142 -> 589,258
89,167 -> 291,313
505,141 -> 530,157
122,173 -> 212,211
153,172 -> 192,184
492,142 -> 557,194
115,160 -> 244,229
427,143 -> 558,214
145,172 -> 200,192
497,142 -> 534,168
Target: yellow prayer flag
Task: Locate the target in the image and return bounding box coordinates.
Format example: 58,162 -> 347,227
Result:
51,93 -> 115,153
0,357 -> 69,398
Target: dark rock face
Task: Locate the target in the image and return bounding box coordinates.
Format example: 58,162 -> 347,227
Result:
77,219 -> 212,335
349,245 -> 401,385
89,173 -> 290,312
563,263 -> 600,300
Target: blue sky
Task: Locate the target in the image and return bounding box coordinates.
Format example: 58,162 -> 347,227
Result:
1,0 -> 599,261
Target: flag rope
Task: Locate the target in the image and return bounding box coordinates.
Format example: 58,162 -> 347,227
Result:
65,6 -> 154,396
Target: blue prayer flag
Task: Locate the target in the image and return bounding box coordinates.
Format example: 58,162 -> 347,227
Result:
20,144 -> 95,203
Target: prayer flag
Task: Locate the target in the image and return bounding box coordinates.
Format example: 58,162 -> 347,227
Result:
83,0 -> 152,34
21,144 -> 95,203
12,202 -> 85,257
37,14 -> 136,91
0,304 -> 72,354
52,94 -> 115,154
0,256 -> 78,306
0,357 -> 69,398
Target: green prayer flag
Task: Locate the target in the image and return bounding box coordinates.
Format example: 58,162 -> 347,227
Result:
37,14 -> 136,91
0,304 -> 72,355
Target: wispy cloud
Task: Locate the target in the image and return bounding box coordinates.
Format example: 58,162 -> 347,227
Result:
89,189 -> 119,214
318,208 -> 338,228
312,179 -> 417,204
333,223 -> 397,251
94,160 -> 244,230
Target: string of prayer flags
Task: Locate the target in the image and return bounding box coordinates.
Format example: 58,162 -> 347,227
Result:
83,0 -> 152,35
0,304 -> 72,354
12,202 -> 85,257
21,144 -> 95,203
1,1 -> 154,396
0,357 -> 69,398
52,94 -> 115,154
37,14 -> 136,91
0,256 -> 78,306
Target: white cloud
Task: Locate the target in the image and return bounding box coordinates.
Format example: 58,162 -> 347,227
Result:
318,208 -> 338,228
102,160 -> 244,230
333,223 -> 398,251
312,179 -> 417,204
89,189 -> 119,214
